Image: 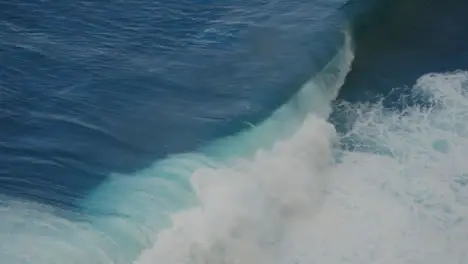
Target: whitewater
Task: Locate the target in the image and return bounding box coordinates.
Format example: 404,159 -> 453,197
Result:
2,27 -> 468,264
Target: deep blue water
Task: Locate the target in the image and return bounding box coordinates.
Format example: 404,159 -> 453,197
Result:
1,0 -> 349,206
1,0 -> 468,262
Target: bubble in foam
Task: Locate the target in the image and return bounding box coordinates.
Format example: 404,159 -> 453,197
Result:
135,71 -> 468,264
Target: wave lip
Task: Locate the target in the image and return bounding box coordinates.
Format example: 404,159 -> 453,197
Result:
78,29 -> 354,264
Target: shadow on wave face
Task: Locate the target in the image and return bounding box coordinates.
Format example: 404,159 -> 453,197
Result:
332,0 -> 468,133
337,0 -> 468,106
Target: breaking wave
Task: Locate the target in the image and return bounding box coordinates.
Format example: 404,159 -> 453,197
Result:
2,0 -> 468,263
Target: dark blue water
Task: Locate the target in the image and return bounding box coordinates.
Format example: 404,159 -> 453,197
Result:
1,0 -> 468,262
4,0 -> 467,207
1,0 -> 352,207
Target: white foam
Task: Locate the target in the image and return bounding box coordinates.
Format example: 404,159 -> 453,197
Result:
134,72 -> 468,264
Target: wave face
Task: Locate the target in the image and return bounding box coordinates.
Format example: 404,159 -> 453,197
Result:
2,0 -> 468,263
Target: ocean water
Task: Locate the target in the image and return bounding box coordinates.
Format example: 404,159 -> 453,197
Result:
1,0 -> 468,263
